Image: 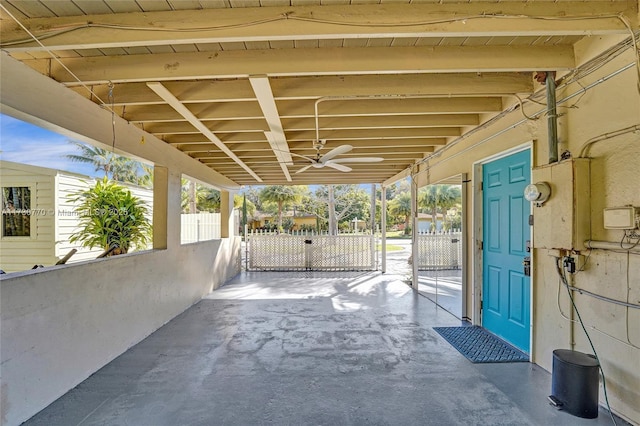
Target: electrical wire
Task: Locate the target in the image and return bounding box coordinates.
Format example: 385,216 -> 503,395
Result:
0,3 -> 115,112
0,10 -> 636,48
512,94 -> 539,121
554,257 -> 618,426
556,275 -> 640,351
0,12 -> 630,48
407,60 -> 637,184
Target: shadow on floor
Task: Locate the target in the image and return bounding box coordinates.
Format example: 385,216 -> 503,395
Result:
24,271 -> 628,426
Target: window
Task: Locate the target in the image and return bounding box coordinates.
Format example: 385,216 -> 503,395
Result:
2,186 -> 31,237
180,175 -> 221,244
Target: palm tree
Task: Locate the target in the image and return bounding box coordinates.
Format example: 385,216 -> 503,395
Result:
259,186 -> 303,231
389,192 -> 412,235
419,185 -> 461,231
66,141 -> 141,183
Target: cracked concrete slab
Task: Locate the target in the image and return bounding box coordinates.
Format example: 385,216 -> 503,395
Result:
24,271 -> 629,426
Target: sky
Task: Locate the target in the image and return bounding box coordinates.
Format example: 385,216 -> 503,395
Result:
0,113 -> 388,192
0,113 -> 100,177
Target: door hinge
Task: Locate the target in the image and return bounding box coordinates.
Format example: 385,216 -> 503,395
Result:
529,214 -> 534,226
480,181 -> 483,191
480,300 -> 483,311
479,241 -> 483,250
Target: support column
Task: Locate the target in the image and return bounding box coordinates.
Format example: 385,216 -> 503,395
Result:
461,173 -> 469,321
370,183 -> 376,269
152,166 -> 168,250
220,190 -> 234,238
381,186 -> 387,273
411,172 -> 419,289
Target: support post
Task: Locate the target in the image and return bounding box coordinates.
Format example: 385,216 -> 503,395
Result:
152,166 -> 168,250
381,186 -> 387,273
370,183 -> 376,269
220,190 -> 234,238
411,172 -> 419,289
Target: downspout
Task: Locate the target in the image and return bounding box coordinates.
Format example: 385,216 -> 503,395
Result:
545,71 -> 559,164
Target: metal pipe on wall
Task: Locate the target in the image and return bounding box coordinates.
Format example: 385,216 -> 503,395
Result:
585,239 -> 640,253
546,71 -> 559,164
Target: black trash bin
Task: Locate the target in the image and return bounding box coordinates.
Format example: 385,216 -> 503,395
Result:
550,349 -> 600,418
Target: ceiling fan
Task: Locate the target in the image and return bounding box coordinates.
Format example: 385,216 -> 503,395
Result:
293,139 -> 383,174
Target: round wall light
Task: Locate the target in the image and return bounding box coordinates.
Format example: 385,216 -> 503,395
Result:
524,182 -> 551,206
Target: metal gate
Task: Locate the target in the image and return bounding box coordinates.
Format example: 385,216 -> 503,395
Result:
247,232 -> 376,271
416,231 -> 462,271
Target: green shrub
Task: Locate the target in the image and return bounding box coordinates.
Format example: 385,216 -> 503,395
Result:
69,177 -> 152,255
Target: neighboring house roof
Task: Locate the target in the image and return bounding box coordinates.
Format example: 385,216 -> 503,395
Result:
0,160 -> 91,179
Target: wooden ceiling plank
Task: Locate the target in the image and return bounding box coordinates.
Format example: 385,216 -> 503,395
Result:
2,3 -> 633,51
123,97 -> 502,122
35,46 -> 574,84
69,73 -> 533,105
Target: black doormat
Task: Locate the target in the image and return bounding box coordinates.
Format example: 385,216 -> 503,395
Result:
433,325 -> 529,363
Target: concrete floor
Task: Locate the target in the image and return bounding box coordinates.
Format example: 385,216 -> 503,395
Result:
24,268 -> 628,426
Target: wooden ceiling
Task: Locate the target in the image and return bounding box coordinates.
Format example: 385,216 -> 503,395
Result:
0,0 -> 636,186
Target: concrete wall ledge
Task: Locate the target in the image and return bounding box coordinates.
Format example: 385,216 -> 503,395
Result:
1,237 -> 241,426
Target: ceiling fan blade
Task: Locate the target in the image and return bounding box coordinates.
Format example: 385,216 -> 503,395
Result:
321,144 -> 353,163
330,157 -> 383,164
295,164 -> 313,174
324,162 -> 352,172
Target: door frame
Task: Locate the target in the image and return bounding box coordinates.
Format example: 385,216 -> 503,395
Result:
471,142 -> 533,356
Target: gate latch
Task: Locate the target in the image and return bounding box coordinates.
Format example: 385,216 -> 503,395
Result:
304,239 -> 313,245
523,256 -> 531,276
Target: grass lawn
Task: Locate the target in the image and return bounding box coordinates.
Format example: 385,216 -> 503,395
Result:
377,243 -> 404,251
385,230 -> 412,239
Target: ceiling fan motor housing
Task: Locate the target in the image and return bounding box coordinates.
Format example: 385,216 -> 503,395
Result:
312,139 -> 327,150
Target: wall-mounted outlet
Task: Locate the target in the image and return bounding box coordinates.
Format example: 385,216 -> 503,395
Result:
563,253 -> 587,274
603,206 -> 639,230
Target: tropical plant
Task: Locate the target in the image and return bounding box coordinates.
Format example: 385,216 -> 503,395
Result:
67,141 -> 152,186
69,177 -> 152,255
389,191 -> 412,235
419,185 -> 461,231
259,185 -> 304,230
180,180 -> 222,213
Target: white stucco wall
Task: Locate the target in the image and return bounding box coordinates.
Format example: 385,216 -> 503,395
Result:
416,36 -> 640,423
0,50 -> 242,426
0,237 -> 240,426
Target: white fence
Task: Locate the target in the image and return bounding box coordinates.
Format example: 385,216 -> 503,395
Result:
248,230 -> 376,271
181,213 -> 221,244
416,231 -> 462,271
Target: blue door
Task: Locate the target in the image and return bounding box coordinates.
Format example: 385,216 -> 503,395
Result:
482,150 -> 531,353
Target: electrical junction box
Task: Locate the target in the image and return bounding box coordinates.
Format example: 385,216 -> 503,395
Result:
603,206 -> 639,229
531,158 -> 591,251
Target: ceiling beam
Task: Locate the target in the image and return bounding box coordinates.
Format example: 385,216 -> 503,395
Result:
2,3 -> 633,51
129,97 -> 503,123
0,52 -> 239,190
72,74 -> 534,105
30,45 -> 575,84
144,114 -> 480,135
249,75 -> 292,181
145,114 -> 480,135
176,139 -> 447,153
146,81 -> 263,182
189,151 -> 434,161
